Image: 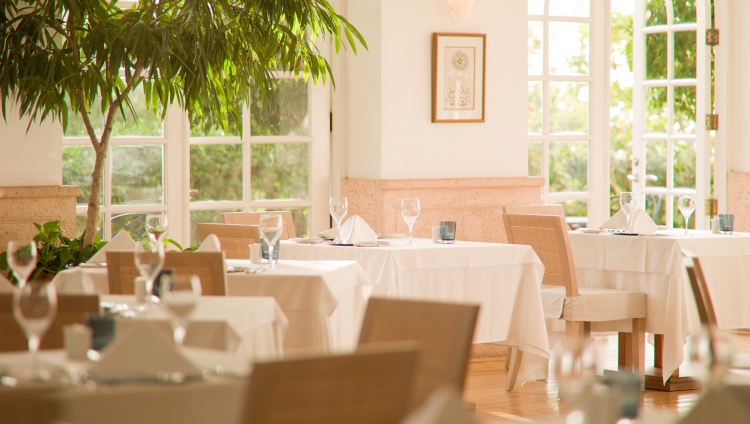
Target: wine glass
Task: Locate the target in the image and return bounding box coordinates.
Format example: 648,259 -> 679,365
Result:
160,274 -> 202,346
13,279 -> 57,380
259,214 -> 283,269
7,241 -> 37,286
133,238 -> 165,310
678,194 -> 696,236
400,199 -> 421,246
555,339 -> 597,417
329,197 -> 348,244
619,192 -> 637,232
145,213 -> 169,242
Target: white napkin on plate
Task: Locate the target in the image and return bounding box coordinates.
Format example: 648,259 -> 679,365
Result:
628,209 -> 658,234
87,231 -> 137,264
400,387 -> 478,424
341,215 -> 378,244
198,234 -> 221,252
0,274 -> 14,292
600,209 -> 628,230
89,318 -> 200,376
317,227 -> 338,239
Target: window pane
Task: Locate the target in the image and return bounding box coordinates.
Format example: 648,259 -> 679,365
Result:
645,0 -> 667,26
644,194 -> 667,225
673,195 -> 696,230
549,82 -> 589,134
528,141 -> 543,177
549,141 -> 588,192
646,33 -> 668,80
251,208 -> 309,239
645,141 -> 667,187
528,21 -> 544,76
673,0 -> 696,23
111,213 -> 147,240
552,200 -> 589,229
64,85 -> 163,138
549,0 -> 590,17
76,215 -> 103,239
528,0 -> 544,15
190,144 -> 243,201
111,145 -> 163,205
674,31 -> 697,79
646,86 -> 668,134
674,140 -> 696,188
190,209 -> 241,248
190,107 -> 241,137
528,82 -> 543,134
251,143 -> 309,200
63,146 -> 98,205
674,86 -> 696,134
251,79 -> 309,136
549,22 -> 590,76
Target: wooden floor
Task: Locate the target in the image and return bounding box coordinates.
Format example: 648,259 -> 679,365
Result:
463,332 -> 750,423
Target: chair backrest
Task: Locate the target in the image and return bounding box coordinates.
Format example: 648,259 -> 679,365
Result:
0,292 -> 100,352
197,223 -> 261,259
684,254 -> 717,327
221,211 -> 297,239
502,213 -> 578,296
241,345 -> 419,424
357,298 -> 479,412
107,251 -> 227,296
502,204 -> 565,217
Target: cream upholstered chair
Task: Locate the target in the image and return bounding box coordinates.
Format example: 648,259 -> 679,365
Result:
107,251 -> 227,296
197,223 -> 261,259
502,204 -> 565,216
0,292 -> 100,352
221,211 -> 297,239
240,345 -> 419,424
502,213 -> 647,386
357,298 -> 480,407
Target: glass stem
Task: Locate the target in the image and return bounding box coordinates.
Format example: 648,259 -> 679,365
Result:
336,220 -> 342,243
268,245 -> 275,268
409,224 -> 414,244
28,335 -> 39,375
174,326 -> 186,346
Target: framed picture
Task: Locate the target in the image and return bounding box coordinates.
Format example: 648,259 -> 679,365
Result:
432,33 -> 486,123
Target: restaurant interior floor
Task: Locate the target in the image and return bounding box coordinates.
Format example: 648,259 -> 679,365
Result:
465,332 -> 750,423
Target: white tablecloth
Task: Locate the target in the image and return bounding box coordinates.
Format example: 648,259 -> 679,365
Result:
568,230 -> 750,382
280,238 -> 550,381
102,295 -> 287,358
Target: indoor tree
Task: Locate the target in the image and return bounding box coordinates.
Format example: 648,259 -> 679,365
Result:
0,0 -> 365,246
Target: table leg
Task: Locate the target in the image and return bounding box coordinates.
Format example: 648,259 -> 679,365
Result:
505,347 -> 523,392
642,333 -> 700,391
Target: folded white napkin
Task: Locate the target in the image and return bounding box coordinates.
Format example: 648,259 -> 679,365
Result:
0,274 -> 14,292
89,318 -> 200,376
341,215 -> 378,244
600,209 -> 627,230
628,209 -> 658,234
400,387 -> 478,424
198,234 -> 221,252
317,227 -> 338,239
87,231 -> 137,264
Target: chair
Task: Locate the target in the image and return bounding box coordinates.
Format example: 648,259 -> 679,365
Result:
0,292 -> 100,352
357,298 -> 479,408
502,213 -> 647,386
502,204 -> 565,216
197,223 -> 261,259
221,211 -> 297,239
240,344 -> 419,424
107,251 -> 227,296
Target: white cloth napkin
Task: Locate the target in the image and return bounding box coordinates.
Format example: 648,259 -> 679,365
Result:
340,215 -> 378,244
89,318 -> 200,376
87,231 -> 137,264
628,209 -> 658,234
198,234 -> 221,252
600,209 -> 627,229
400,387 -> 478,424
0,274 -> 14,292
317,227 -> 338,239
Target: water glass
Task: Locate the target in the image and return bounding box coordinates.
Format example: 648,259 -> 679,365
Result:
85,314 -> 116,351
329,197 -> 349,244
259,214 -> 283,269
619,192 -> 637,231
145,213 -> 169,242
439,221 -> 456,244
160,274 -> 201,346
678,194 -> 696,236
13,279 -> 57,379
133,239 -> 165,309
7,241 -> 37,286
400,199 -> 420,246
718,214 -> 734,235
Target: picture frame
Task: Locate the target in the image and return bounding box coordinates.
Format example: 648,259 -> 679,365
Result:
432,33 -> 486,123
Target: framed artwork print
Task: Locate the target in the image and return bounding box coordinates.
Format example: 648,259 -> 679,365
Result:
432,33 -> 486,123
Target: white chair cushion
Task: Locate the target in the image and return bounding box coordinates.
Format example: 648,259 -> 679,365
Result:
540,285 -> 646,322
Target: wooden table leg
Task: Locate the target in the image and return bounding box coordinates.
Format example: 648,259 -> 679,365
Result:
643,334 -> 700,391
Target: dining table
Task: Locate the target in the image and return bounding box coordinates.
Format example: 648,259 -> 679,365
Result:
279,237 -> 551,383
567,229 -> 750,389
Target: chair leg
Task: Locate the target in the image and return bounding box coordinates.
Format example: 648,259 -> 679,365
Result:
631,318 -> 646,391
505,347 -> 524,392
505,347 -> 512,370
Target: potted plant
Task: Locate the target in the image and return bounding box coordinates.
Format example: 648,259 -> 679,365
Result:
0,0 -> 365,247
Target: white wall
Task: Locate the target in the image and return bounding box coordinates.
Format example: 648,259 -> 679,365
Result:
342,0 -> 528,180
0,110 -> 62,186
725,0 -> 750,173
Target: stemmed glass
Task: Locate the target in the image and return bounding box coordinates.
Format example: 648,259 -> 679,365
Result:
678,194 -> 696,236
555,339 -> 597,419
7,241 -> 37,286
13,279 -> 57,380
619,192 -> 637,232
400,199 -> 421,246
259,214 -> 283,269
133,238 -> 165,310
329,197 -> 348,244
160,274 -> 201,347
145,213 -> 169,242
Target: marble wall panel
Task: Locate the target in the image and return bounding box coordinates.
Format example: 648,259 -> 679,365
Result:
728,172 -> 750,232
